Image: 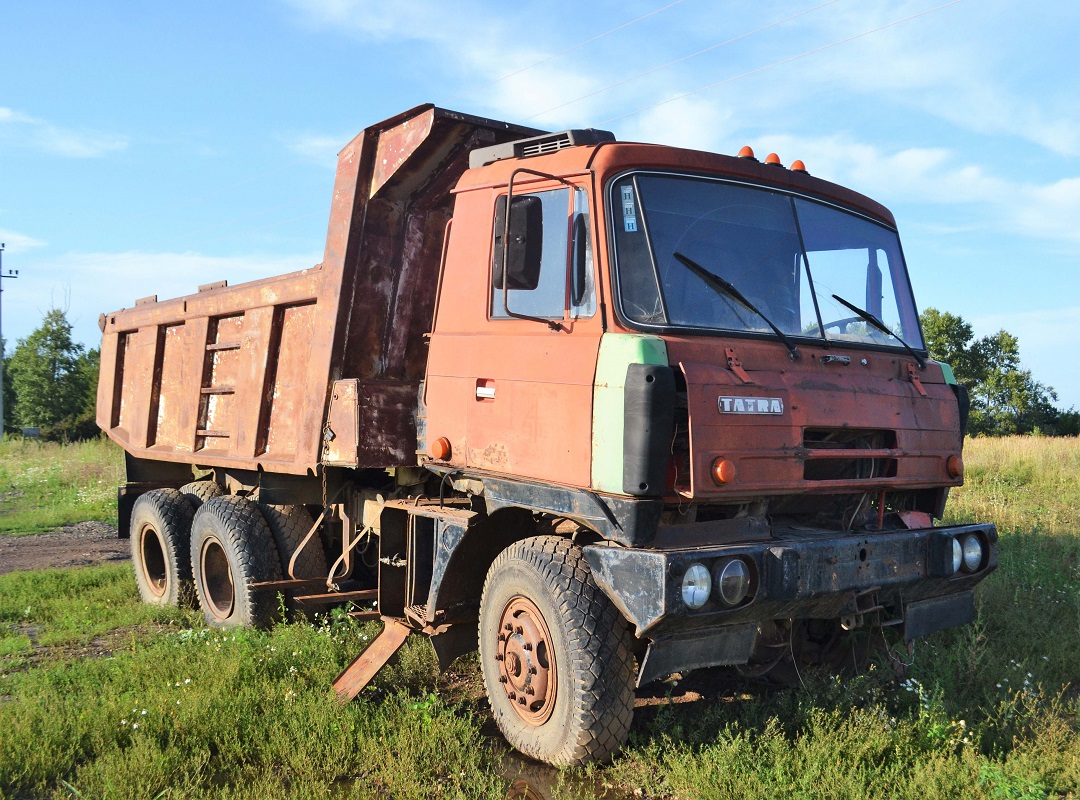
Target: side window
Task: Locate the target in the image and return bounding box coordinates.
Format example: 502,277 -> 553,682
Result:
491,188 -> 570,320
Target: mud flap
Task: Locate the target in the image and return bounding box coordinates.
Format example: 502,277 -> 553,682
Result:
637,623 -> 757,687
903,590 -> 974,641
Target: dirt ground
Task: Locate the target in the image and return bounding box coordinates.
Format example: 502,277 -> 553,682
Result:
0,522 -> 128,576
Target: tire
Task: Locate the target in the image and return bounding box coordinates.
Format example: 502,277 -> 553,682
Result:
259,503 -> 328,579
130,489 -> 196,607
179,479 -> 223,511
478,536 -> 636,766
190,496 -> 283,628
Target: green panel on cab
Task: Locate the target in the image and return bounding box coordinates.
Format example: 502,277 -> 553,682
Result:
592,334 -> 668,494
935,361 -> 957,385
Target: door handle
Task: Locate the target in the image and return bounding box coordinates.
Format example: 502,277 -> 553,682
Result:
475,379 -> 495,401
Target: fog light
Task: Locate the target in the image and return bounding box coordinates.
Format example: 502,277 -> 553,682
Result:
951,537 -> 963,574
960,534 -> 983,572
714,559 -> 751,606
681,563 -> 711,610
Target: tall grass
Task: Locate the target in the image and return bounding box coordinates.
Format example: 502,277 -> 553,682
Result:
0,436 -> 1078,798
0,436 -> 124,534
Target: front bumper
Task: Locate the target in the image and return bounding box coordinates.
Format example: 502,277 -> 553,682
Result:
584,522 -> 997,684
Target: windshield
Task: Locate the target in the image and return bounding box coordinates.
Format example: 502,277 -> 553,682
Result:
610,173 -> 924,350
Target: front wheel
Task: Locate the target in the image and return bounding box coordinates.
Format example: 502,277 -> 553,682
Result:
479,536 -> 636,766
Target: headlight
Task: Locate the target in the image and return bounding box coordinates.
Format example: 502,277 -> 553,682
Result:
681,563 -> 711,610
714,559 -> 751,606
960,534 -> 983,572
951,537 -> 963,574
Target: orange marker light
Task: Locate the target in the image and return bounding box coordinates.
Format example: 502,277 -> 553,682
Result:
430,437 -> 452,461
790,159 -> 807,172
946,455 -> 964,479
764,152 -> 782,166
737,145 -> 756,159
711,458 -> 736,485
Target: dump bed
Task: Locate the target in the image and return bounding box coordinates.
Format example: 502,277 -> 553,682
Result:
96,105 -> 541,475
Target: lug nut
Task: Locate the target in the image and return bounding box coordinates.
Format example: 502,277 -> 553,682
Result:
522,642 -> 532,651
518,697 -> 527,705
494,653 -> 503,661
498,676 -> 507,683
515,626 -> 523,635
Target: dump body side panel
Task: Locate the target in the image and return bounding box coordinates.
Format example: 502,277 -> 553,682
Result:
97,105 -> 541,475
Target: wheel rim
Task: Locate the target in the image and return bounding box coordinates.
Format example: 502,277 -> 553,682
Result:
200,536 -> 235,620
495,596 -> 557,726
138,524 -> 168,598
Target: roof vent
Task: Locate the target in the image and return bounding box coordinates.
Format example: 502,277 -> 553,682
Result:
470,128 -> 616,168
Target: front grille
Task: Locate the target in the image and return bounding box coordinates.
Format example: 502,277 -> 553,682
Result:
802,428 -> 897,481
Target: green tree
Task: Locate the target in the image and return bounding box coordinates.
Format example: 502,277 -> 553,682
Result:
920,308 -> 1071,436
1,337 -> 14,434
7,308 -> 95,436
919,308 -> 987,387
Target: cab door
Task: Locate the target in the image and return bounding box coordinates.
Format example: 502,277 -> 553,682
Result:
425,179 -> 602,489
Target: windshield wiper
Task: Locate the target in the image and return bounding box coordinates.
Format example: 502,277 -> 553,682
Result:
673,251 -> 799,359
830,294 -> 925,369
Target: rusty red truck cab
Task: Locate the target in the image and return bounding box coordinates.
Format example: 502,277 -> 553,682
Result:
422,129 -> 996,685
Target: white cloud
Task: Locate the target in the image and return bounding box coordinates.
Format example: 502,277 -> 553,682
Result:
0,230 -> 46,254
730,131 -> 1080,246
4,250 -> 321,349
0,106 -> 128,158
283,133 -> 350,166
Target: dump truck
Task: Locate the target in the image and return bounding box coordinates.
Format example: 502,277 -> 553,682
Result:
97,104 -> 998,766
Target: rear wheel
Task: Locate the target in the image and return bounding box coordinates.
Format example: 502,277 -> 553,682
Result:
259,503 -> 327,579
190,496 -> 283,628
180,479 -> 223,512
130,489 -> 195,607
479,536 -> 636,766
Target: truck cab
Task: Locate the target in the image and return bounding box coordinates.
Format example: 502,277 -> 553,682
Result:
417,126 -> 994,759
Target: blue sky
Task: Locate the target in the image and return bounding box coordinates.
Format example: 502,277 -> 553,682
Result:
2,0 -> 1078,408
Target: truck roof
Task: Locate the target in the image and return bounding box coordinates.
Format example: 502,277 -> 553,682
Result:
458,138 -> 895,227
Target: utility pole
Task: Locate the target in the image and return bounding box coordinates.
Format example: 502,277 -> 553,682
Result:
0,243 -> 20,436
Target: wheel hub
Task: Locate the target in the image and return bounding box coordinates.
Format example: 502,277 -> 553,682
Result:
495,596 -> 556,726
139,524 -> 168,598
200,536 -> 235,620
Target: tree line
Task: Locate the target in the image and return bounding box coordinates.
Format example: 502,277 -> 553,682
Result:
1,307 -> 1076,441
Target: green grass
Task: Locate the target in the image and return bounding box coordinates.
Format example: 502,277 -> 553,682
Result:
1,436 -> 1079,798
0,437 -> 124,535
0,571 -> 506,799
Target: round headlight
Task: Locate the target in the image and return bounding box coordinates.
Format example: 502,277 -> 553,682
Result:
960,534 -> 983,572
714,559 -> 751,606
951,537 -> 963,574
681,563 -> 712,610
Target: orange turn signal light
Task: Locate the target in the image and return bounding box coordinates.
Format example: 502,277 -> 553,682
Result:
711,458 -> 736,485
790,159 -> 807,172
737,145 -> 756,159
764,152 -> 782,166
946,455 -> 964,479
430,437 -> 452,461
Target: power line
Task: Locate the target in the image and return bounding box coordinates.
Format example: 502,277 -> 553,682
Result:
520,0 -> 841,123
600,0 -> 963,125
446,0 -> 688,103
